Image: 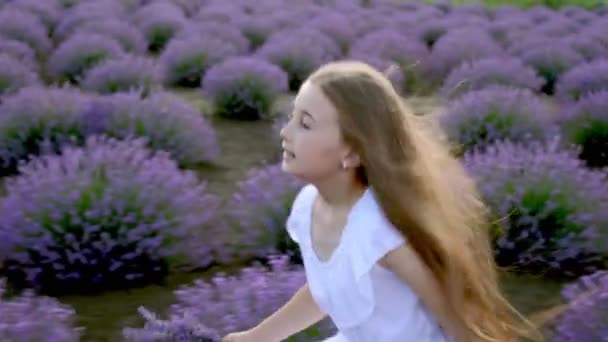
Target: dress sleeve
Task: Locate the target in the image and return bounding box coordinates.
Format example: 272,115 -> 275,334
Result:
285,184 -> 314,244
353,215 -> 406,280
324,200 -> 408,329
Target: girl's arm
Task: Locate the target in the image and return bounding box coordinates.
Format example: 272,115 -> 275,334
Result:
380,244 -> 473,342
246,283 -> 327,341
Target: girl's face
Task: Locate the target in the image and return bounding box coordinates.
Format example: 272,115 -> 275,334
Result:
280,81 -> 351,182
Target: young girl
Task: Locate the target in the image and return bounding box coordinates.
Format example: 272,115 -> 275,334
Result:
222,61 -> 534,342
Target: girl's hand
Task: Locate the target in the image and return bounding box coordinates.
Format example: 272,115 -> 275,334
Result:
221,330 -> 256,342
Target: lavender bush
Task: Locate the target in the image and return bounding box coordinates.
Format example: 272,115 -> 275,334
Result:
578,19 -> 608,50
555,59 -> 608,102
0,279 -> 84,341
223,163 -> 303,263
349,29 -> 429,93
0,54 -> 39,97
0,86 -> 89,173
176,23 -> 250,55
81,55 -> 164,94
52,1 -> 126,43
79,19 -> 148,54
80,91 -> 219,166
132,1 -> 188,52
159,36 -> 239,87
0,38 -> 37,70
0,8 -> 51,56
533,15 -> 581,37
464,140 -> 608,276
256,28 -> 341,91
548,270 -> 608,341
48,33 -> 124,83
233,15 -> 277,49
307,12 -> 356,53
561,6 -> 598,24
439,87 -> 554,154
560,33 -> 608,62
488,16 -> 534,48
202,57 -> 289,120
415,18 -> 454,49
515,41 -> 585,95
9,0 -> 62,31
559,91 -> 608,168
123,306 -> 220,342
0,136 -> 222,294
192,3 -> 245,25
427,27 -> 503,83
168,255 -> 336,340
439,57 -> 544,99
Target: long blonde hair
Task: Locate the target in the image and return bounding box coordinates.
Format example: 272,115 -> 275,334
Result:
308,60 -> 539,342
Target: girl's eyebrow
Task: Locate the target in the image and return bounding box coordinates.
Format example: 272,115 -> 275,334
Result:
302,109 -> 315,121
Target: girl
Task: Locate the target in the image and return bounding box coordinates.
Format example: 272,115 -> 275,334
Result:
222,61 -> 535,342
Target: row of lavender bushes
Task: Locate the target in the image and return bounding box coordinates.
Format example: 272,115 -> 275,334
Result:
0,0 -> 607,340
0,90 -> 606,339
1,0 -> 608,112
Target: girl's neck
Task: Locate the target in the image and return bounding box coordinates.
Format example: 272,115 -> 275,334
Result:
313,174 -> 367,210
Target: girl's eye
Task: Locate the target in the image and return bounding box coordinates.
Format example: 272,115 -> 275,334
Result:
300,119 -> 310,129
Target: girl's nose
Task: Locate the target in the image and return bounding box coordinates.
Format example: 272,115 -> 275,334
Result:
279,119 -> 290,140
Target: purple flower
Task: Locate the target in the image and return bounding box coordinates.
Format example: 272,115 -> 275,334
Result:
192,3 -> 246,25
440,87 -> 555,153
8,0 -> 62,30
532,15 -> 581,37
53,1 -> 127,43
78,19 -> 148,54
256,27 -> 341,91
548,270 -> 608,341
464,139 -> 608,276
0,8 -> 51,55
168,0 -> 204,17
48,32 -> 124,83
0,86 -> 90,172
132,1 -> 188,52
176,22 -> 250,54
427,27 -> 503,82
123,306 -> 220,342
0,136 -> 222,294
487,15 -> 534,48
439,57 -> 544,98
232,15 -> 278,49
159,36 -> 240,87
515,40 -> 585,95
202,56 -> 288,120
558,91 -> 608,168
0,279 -> 84,341
555,59 -> 608,102
559,33 -> 608,62
80,91 -> 220,165
0,38 -> 38,70
349,29 -> 429,93
167,255 -> 336,339
560,6 -> 598,24
307,12 -> 357,52
577,17 -> 608,49
0,54 -> 40,97
81,55 -> 164,94
223,163 -> 303,263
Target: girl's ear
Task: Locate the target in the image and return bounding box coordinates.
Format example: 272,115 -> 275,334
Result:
342,150 -> 362,169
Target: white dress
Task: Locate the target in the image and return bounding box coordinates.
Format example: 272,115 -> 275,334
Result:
286,184 -> 449,342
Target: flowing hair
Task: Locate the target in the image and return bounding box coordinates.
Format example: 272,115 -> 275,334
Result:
308,60 -> 541,342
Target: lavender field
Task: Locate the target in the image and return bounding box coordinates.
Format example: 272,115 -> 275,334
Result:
0,0 -> 607,340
